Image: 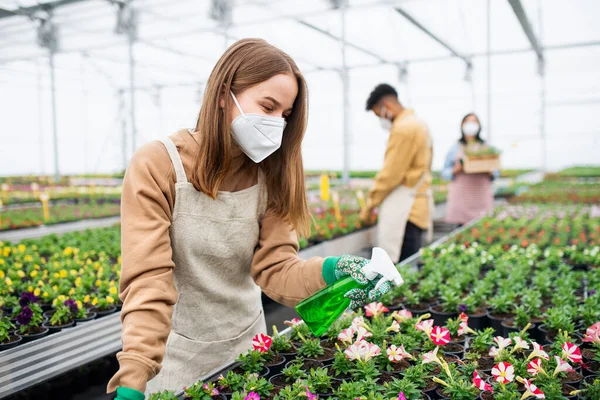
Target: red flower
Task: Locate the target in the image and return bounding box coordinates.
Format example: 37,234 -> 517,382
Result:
491,362 -> 515,384
251,333 -> 272,353
561,342 -> 582,364
473,371 -> 493,393
430,326 -> 451,346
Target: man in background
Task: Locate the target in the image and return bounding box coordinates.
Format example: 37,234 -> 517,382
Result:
361,83 -> 434,263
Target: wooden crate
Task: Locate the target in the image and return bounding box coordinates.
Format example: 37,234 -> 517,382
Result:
463,155 -> 501,174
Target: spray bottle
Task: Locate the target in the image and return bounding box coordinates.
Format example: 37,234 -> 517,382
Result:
295,247 -> 404,336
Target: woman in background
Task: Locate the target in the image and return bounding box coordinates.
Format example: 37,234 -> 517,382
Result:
442,113 -> 497,226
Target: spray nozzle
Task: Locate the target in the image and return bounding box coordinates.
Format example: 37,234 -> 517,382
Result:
361,247 -> 404,291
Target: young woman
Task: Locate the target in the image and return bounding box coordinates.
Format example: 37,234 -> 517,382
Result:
442,113 -> 498,226
107,39 -> 390,399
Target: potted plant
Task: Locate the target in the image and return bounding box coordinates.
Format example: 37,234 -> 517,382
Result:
308,367 -> 334,397
90,295 -> 117,317
183,381 -> 226,400
383,377 -> 425,400
16,304 -> 48,342
296,336 -> 334,365
43,302 -> 74,333
66,299 -> 96,323
487,292 -> 516,336
251,332 -> 286,376
0,316 -> 21,350
236,349 -> 269,377
430,288 -> 460,326
464,328 -> 496,372
582,322 -> 600,376
148,390 -> 179,400
269,360 -> 308,388
501,305 -> 538,339
216,370 -> 246,397
460,291 -> 489,331
540,307 -> 576,343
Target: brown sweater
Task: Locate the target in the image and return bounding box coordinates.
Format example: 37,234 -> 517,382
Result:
367,109 -> 432,229
107,129 -> 327,393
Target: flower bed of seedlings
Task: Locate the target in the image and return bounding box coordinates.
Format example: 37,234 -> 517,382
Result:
0,201 -> 121,231
146,204 -> 600,400
508,182 -> 600,204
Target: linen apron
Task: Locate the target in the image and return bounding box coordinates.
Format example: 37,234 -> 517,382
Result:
145,138 -> 267,394
376,133 -> 433,263
445,146 -> 494,225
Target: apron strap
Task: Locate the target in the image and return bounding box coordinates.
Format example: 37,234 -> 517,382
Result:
161,138 -> 188,184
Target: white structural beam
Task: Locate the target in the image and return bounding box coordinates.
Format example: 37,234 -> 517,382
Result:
394,6 -> 472,68
507,0 -> 544,63
0,0 -> 89,19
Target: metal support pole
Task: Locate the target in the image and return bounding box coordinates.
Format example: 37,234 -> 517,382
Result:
49,50 -> 60,183
119,89 -> 128,171
486,0 -> 492,143
36,61 -> 45,176
340,5 -> 350,184
538,1 -> 546,173
128,30 -> 137,154
80,53 -> 88,174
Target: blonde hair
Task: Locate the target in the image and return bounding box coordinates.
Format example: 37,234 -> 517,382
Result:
192,38 -> 311,236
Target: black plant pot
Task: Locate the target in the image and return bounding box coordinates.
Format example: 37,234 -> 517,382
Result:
43,320 -> 75,334
430,305 -> 457,327
20,326 -> 49,342
0,335 -> 22,351
406,303 -> 432,317
443,343 -> 465,360
467,312 -> 489,331
74,312 -> 97,324
501,319 -> 537,339
90,306 -> 117,317
285,359 -> 324,372
487,311 -> 512,336
264,353 -> 287,377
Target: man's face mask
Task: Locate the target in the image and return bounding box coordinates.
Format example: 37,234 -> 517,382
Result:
379,106 -> 393,130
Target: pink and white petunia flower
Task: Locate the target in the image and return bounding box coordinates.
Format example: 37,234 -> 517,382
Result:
527,358 -> 545,376
528,342 -> 550,361
415,319 -> 434,336
491,362 -> 515,384
283,318 -> 302,327
522,378 -> 545,399
583,322 -> 600,344
458,312 -> 469,323
393,309 -> 413,322
553,355 -> 574,376
458,321 -> 475,336
562,342 -> 582,364
352,316 -> 365,329
365,302 -> 389,317
494,336 -> 512,351
387,344 -> 413,362
489,347 -> 499,358
355,326 -> 373,342
362,342 -> 381,361
244,392 -> 260,400
386,320 -> 401,333
344,341 -> 367,361
422,346 -> 441,365
397,393 -> 407,400
251,333 -> 272,353
305,386 -> 317,400
430,326 -> 451,346
513,336 -> 530,351
473,371 -> 493,393
337,327 -> 355,343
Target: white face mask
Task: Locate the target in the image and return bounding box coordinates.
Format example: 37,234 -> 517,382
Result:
462,121 -> 480,137
379,106 -> 393,130
230,91 -> 286,163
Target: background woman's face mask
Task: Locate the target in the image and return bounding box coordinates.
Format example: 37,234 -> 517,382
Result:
230,91 -> 286,163
462,121 -> 480,137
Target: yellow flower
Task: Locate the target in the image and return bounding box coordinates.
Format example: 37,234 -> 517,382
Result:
86,259 -> 92,265
109,287 -> 117,295
37,280 -> 44,287
53,261 -> 59,268
106,296 -> 115,304
24,255 -> 33,262
18,244 -> 26,253
53,272 -> 59,279
52,298 -> 58,307
95,280 -> 102,287
34,264 -> 40,270
109,280 -> 116,287
43,291 -> 49,298
91,297 -> 98,306
32,245 -> 38,251
70,270 -> 78,277
94,262 -> 100,270
52,285 -> 58,291
63,247 -> 73,256
27,285 -> 33,292
79,268 -> 84,274
69,288 -> 76,295
75,277 -> 82,287
59,270 -> 67,279
17,270 -> 25,278
83,295 -> 90,303
117,256 -> 122,264
34,288 -> 41,296
30,270 -> 38,278
58,295 -> 66,302
0,270 -> 4,279
0,259 -> 4,265
76,300 -> 83,309
5,277 -> 12,286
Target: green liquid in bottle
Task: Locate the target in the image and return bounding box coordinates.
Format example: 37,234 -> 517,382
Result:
295,276 -> 364,336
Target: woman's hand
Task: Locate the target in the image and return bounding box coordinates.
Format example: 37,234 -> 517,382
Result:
452,160 -> 463,176
322,255 -> 391,309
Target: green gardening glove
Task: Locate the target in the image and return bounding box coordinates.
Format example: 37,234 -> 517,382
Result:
322,254 -> 392,309
115,387 -> 145,400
